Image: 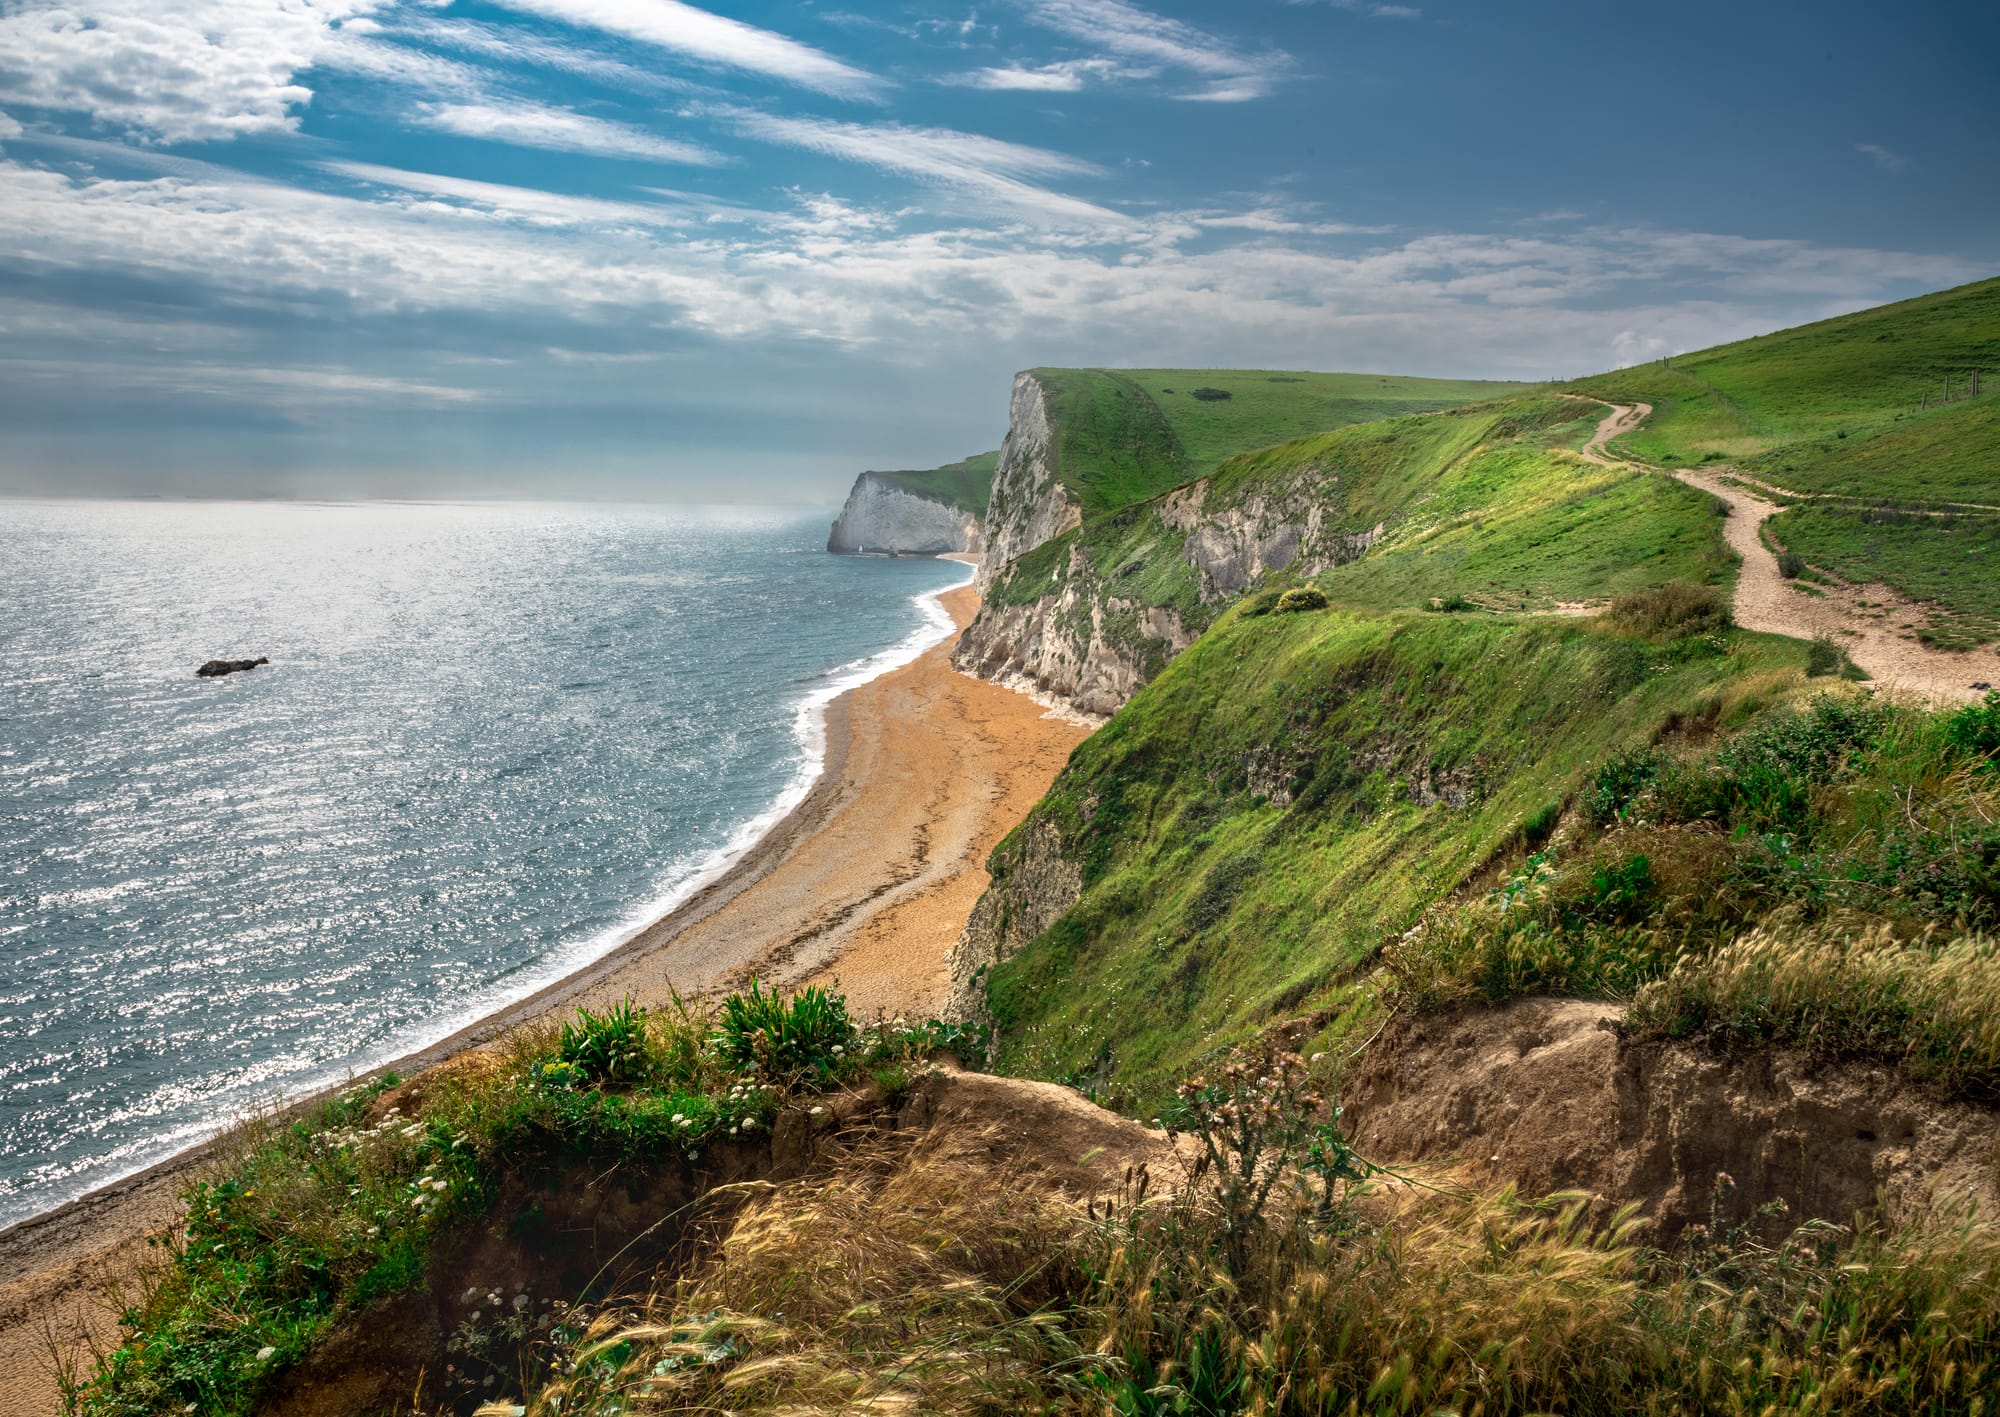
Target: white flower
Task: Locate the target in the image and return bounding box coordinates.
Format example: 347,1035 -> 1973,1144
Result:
671,1113 -> 685,1124
809,1106 -> 825,1116
255,1346 -> 276,1362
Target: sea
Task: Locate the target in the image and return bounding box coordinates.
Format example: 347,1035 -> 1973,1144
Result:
0,499 -> 970,1231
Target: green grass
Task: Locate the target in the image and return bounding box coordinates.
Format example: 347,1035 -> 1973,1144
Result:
982,606 -> 1803,1111
1029,368 -> 1191,517
1744,396 -> 2000,504
873,450 -> 997,517
1121,367 -> 1535,480
1770,502 -> 2000,642
1572,275 -> 2000,467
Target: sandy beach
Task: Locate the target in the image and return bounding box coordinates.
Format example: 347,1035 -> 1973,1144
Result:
0,569 -> 1089,1417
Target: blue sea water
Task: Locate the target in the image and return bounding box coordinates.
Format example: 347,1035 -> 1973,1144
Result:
0,500 -> 969,1231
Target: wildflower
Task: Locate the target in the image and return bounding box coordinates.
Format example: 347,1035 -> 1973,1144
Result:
513,1293 -> 531,1312
810,1105 -> 825,1117
255,1346 -> 276,1362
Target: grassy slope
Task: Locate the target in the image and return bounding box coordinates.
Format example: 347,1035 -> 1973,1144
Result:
1572,275 -> 2000,468
1029,366 -> 1536,517
1122,368 -> 1533,479
872,450 -> 998,517
984,608 -> 1802,1107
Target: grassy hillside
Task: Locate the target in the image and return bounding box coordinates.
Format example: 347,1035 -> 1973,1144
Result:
1572,275 -> 2000,468
1029,366 -> 1536,517
871,449 -> 997,517
982,606 -> 1807,1105
1123,368 -> 1533,479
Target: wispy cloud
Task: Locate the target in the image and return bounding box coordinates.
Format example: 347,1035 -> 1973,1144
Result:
413,100 -> 723,165
480,0 -> 880,99
943,60 -> 1123,93
1017,0 -> 1286,102
1856,142 -> 1906,172
1291,0 -> 1423,17
716,110 -> 1123,224
394,17 -> 711,97
323,159 -> 702,227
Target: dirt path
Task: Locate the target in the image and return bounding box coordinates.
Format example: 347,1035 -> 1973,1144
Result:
1569,398 -> 1995,703
1576,397 -> 1653,465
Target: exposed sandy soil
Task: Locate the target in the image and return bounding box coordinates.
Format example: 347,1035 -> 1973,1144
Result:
1345,1000 -> 2000,1239
1572,397 -> 1995,703
0,569 -> 1088,1417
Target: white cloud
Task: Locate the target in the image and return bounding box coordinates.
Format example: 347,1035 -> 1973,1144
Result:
0,111 -> 21,140
0,151 -> 1976,379
0,0 -> 388,143
1018,0 -> 1284,101
323,160 -> 704,227
1293,0 -> 1422,17
1856,142 -> 1906,172
716,110 -> 1125,225
481,0 -> 879,99
395,17 -> 710,96
413,101 -> 723,165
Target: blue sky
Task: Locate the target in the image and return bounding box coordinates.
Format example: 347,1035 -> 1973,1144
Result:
0,0 -> 1993,499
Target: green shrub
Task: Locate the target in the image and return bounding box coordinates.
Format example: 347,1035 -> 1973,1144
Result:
1943,690 -> 2000,765
1273,586 -> 1329,614
1805,634 -> 1847,678
1600,581 -> 1731,641
1778,550 -> 1806,578
712,981 -> 853,1078
1427,592 -> 1474,613
557,999 -> 650,1086
1188,387 -> 1232,401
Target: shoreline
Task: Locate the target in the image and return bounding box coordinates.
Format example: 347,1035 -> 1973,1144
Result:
0,555 -> 1090,1417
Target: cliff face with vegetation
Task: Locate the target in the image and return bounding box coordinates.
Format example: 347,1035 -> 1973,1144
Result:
954,367 -> 1531,717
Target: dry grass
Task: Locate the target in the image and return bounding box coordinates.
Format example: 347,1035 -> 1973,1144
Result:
491,1130 -> 1106,1416
486,1126 -> 2000,1417
1597,581 -> 1732,642
1629,917 -> 2000,1100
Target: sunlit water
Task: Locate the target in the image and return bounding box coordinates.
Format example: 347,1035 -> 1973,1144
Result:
0,500 -> 968,1230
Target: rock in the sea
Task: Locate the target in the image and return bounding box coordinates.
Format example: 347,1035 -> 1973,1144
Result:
196,657 -> 269,678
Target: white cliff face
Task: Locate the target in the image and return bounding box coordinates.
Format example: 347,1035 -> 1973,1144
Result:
975,374 -> 1081,593
827,474 -> 983,555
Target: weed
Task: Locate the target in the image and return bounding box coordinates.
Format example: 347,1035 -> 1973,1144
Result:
557,999 -> 650,1086
1273,586 -> 1329,613
1805,633 -> 1848,677
712,980 -> 853,1079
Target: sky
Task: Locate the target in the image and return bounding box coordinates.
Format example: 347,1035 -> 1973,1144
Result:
0,0 -> 1994,500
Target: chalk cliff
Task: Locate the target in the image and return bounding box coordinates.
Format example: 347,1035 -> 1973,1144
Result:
973,374 -> 1081,593
827,474 -> 983,556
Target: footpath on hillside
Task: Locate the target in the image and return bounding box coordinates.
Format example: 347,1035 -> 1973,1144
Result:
1570,397 -> 1996,703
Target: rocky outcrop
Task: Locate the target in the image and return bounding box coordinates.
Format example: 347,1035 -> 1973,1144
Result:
196,657 -> 267,678
827,474 -> 982,556
975,374 -> 1081,594
946,818 -> 1084,1020
1159,470 -> 1381,605
954,457 -> 1379,719
1343,999 -> 2000,1239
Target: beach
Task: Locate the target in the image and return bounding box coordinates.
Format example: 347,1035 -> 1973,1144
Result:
0,568 -> 1089,1417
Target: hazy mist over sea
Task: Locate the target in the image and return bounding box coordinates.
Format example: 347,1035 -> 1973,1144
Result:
0,499 -> 967,1228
